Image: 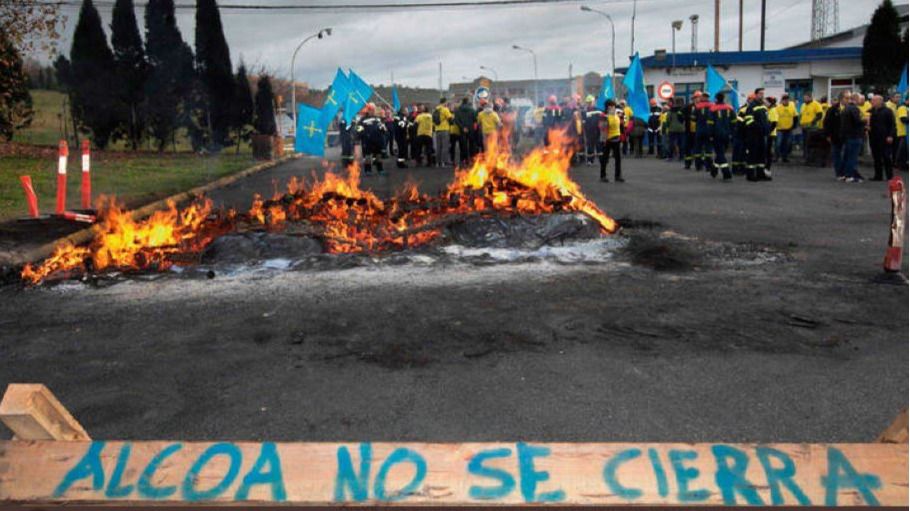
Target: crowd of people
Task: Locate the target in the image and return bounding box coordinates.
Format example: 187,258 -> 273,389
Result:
333,88 -> 909,183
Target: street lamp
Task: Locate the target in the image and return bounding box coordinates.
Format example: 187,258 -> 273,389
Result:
671,20 -> 683,72
512,44 -> 538,105
580,6 -> 616,102
290,27 -> 332,131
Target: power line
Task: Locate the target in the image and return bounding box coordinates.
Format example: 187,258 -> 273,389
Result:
41,0 -> 658,10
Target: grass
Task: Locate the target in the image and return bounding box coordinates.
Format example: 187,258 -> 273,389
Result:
0,152 -> 258,222
2,89 -> 269,221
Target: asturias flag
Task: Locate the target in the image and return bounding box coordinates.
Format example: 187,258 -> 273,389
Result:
296,103 -> 327,156
705,64 -> 740,111
898,63 -> 908,99
341,69 -> 374,124
599,75 -> 615,105
621,53 -> 650,122
392,86 -> 401,112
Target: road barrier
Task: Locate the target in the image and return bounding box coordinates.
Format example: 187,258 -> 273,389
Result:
0,384 -> 905,509
18,176 -> 39,218
81,140 -> 92,210
56,140 -> 68,215
883,176 -> 905,272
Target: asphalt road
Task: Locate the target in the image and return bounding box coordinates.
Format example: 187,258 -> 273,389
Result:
0,150 -> 906,443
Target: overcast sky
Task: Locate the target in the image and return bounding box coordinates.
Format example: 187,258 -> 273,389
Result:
47,0 -> 893,89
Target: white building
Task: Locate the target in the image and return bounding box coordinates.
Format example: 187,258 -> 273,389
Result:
622,5 -> 907,106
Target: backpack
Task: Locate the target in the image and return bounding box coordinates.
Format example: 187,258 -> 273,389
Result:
432,108 -> 442,126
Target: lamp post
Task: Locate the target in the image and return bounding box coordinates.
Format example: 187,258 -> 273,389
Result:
290,27 -> 332,131
511,45 -> 538,105
671,20 -> 683,72
580,6 -> 616,101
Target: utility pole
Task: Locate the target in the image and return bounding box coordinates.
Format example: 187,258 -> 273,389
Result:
714,0 -> 720,52
690,14 -> 699,53
760,0 -> 767,51
738,0 -> 743,51
630,0 -> 637,57
438,62 -> 443,97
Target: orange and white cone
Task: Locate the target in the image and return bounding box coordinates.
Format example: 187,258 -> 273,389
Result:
883,176 -> 905,272
56,140 -> 68,215
80,139 -> 91,210
19,175 -> 39,218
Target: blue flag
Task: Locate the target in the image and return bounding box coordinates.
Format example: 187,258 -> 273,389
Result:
322,68 -> 351,119
898,64 -> 908,99
621,53 -> 650,122
339,69 -> 374,124
598,75 -> 614,106
705,64 -> 740,111
392,86 -> 401,112
295,103 -> 327,156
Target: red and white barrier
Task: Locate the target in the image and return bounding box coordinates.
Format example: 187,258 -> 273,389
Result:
80,139 -> 91,210
56,140 -> 68,215
19,176 -> 39,218
883,176 -> 905,272
59,211 -> 96,224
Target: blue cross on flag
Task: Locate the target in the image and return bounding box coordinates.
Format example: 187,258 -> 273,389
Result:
296,103 -> 327,156
599,74 -> 615,106
320,68 -> 352,127
342,69 -> 374,124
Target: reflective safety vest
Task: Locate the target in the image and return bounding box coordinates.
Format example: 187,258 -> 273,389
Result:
711,103 -> 735,138
694,101 -> 714,132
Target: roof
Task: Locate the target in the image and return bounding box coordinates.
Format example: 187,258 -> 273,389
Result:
621,47 -> 862,73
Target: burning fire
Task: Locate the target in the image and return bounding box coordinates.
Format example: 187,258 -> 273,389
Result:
21,130 -> 617,284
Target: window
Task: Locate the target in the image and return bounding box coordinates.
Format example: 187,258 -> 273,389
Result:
785,79 -> 813,107
674,82 -> 704,100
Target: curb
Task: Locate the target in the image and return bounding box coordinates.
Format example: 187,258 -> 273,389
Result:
6,153 -> 304,268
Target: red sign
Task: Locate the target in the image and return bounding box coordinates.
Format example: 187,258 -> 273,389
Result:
657,81 -> 675,100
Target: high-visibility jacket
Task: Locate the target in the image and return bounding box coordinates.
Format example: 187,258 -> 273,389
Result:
600,112 -> 622,141
858,101 -> 872,122
768,106 -> 779,136
799,100 -> 823,129
694,100 -> 714,132
897,104 -> 908,138
477,110 -> 501,135
711,103 -> 735,138
433,105 -> 454,131
775,102 -> 797,130
743,100 -> 769,134
415,112 -> 434,137
623,106 -> 633,121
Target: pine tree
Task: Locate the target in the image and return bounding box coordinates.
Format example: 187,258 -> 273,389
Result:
0,30 -> 35,141
862,0 -> 903,93
195,0 -> 234,149
70,0 -> 117,148
111,0 -> 147,149
254,75 -> 276,136
231,62 -> 254,153
145,0 -> 193,151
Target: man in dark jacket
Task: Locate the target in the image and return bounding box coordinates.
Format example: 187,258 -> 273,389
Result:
839,93 -> 866,183
665,99 -> 685,162
647,100 -> 662,156
682,92 -> 700,169
710,92 -> 735,181
868,94 -> 896,181
823,94 -> 844,179
743,88 -> 771,181
453,97 -> 477,164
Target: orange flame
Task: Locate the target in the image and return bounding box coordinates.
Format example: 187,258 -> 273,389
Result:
21,131 -> 617,284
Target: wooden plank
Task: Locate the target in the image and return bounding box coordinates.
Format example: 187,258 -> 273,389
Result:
0,384 -> 90,441
877,409 -> 908,443
0,441 -> 905,508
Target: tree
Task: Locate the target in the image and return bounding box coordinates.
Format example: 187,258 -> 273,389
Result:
111,0 -> 147,150
70,0 -> 117,148
254,75 -> 276,136
862,0 -> 903,92
195,0 -> 234,149
145,0 -> 194,151
0,0 -> 64,55
231,63 -> 254,153
0,30 -> 35,140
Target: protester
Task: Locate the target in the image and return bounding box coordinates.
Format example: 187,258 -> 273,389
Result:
432,97 -> 454,167
413,104 -> 435,166
744,88 -> 771,181
682,92 -> 699,169
823,93 -> 845,180
896,98 -> 908,170
393,108 -> 410,168
453,97 -> 477,164
583,95 -> 602,165
658,103 -> 670,159
599,99 -> 623,182
647,99 -> 662,156
710,92 -> 734,180
766,96 -> 778,174
868,94 -> 896,181
542,95 -> 562,145
775,94 -> 797,162
732,99 -> 749,174
800,93 -> 824,166
839,93 -> 866,183
630,115 -> 646,158
356,103 -> 388,176
337,113 -> 355,168
693,92 -> 714,171
476,101 -> 501,151
665,98 -> 685,162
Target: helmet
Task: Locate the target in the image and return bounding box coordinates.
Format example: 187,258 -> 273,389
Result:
585,94 -> 595,104
649,98 -> 657,106
547,95 -> 557,104
693,90 -> 703,98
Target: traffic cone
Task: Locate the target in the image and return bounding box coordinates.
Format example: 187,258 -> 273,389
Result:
56,140 -> 68,215
19,176 -> 39,218
883,176 -> 905,272
80,139 -> 91,210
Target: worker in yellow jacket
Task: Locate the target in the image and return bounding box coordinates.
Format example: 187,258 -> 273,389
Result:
799,93 -> 824,166
774,94 -> 798,162
476,102 -> 501,152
